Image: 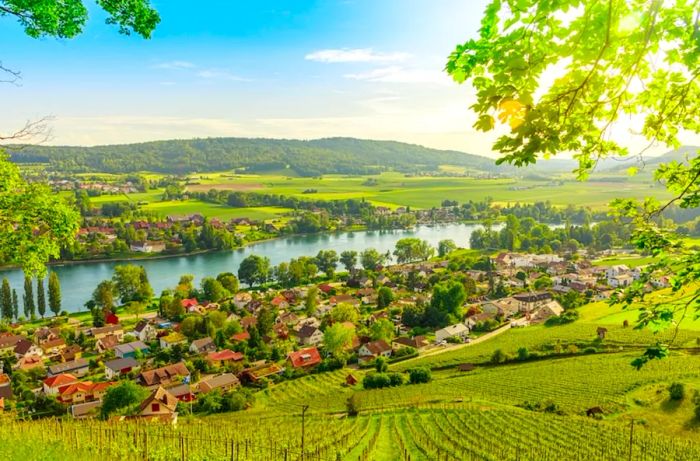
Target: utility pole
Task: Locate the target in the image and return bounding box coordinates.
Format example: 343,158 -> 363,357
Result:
300,404 -> 309,461
628,418 -> 635,461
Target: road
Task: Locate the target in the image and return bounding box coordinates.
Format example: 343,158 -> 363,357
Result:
395,323 -> 512,365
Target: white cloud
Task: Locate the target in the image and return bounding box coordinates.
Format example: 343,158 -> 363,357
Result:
344,66 -> 450,85
305,48 -> 410,63
196,69 -> 250,82
152,60 -> 195,70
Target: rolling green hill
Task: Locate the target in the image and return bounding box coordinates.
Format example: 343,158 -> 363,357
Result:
5,137 -> 505,177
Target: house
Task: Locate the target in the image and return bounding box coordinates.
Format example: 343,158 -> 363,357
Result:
610,274 -> 633,288
512,292 -> 552,312
104,357 -> 141,380
96,334 -> 120,354
240,316 -> 258,331
133,321 -> 157,342
130,241 -> 166,253
43,373 -> 78,396
189,337 -> 216,355
271,296 -> 289,310
114,341 -> 149,359
168,383 -> 195,402
391,336 -> 429,351
198,373 -> 240,394
34,327 -> 61,345
41,338 -> 67,356
239,362 -> 284,383
230,331 -> 250,343
297,325 -> 324,346
57,381 -> 114,405
159,332 -> 187,349
531,300 -> 565,322
91,324 -> 124,341
358,340 -> 393,363
605,264 -> 630,280
0,335 -> 24,356
70,400 -> 103,419
0,374 -> 12,401
61,344 -> 83,362
137,386 -> 178,423
14,338 -> 42,359
233,292 -> 253,309
277,311 -> 299,326
481,297 -> 520,318
206,349 -> 244,367
16,354 -> 45,372
435,324 -> 470,343
465,312 -> 496,330
287,347 -> 322,370
48,358 -> 90,377
346,374 -> 358,386
138,362 -> 190,388
330,294 -> 360,307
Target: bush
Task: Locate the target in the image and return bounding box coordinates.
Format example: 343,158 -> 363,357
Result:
668,382 -> 685,401
583,347 -> 598,354
407,367 -> 432,384
516,347 -> 529,361
490,349 -> 507,364
362,372 -> 404,389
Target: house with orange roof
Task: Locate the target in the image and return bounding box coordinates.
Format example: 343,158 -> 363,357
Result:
43,374 -> 78,396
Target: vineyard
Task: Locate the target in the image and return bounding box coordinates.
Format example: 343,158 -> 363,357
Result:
3,302 -> 700,459
2,405 -> 700,461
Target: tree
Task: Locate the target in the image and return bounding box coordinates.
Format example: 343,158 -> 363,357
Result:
0,0 -> 160,41
315,250 -> 339,278
36,277 -> 46,318
369,318 -> 394,343
1,278 -> 11,320
425,280 -> 466,328
201,277 -> 228,303
361,248 -> 385,271
668,382 -> 685,401
48,271 -> 61,316
92,280 -> 116,313
305,285 -> 319,316
100,381 -> 149,419
340,250 -> 358,273
393,238 -> 434,264
377,286 -> 394,309
216,272 -> 239,293
438,239 -> 457,258
448,0 -> 700,367
408,367 -> 432,384
11,289 -> 18,320
329,303 -> 359,324
23,276 -> 35,318
238,255 -> 270,287
113,264 -> 151,303
323,323 -> 354,357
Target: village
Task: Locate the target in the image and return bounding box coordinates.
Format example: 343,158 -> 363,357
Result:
0,239 -> 662,423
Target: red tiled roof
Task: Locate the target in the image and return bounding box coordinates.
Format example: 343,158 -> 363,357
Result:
44,374 -> 77,388
207,350 -> 244,362
181,298 -> 199,308
287,347 -> 321,369
230,331 -> 250,342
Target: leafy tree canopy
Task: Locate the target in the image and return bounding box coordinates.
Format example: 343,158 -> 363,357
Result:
449,0 -> 700,366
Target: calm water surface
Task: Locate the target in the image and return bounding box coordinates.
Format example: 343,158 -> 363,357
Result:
0,223 -> 503,312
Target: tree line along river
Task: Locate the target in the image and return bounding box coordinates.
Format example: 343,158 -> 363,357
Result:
1,223 -> 510,313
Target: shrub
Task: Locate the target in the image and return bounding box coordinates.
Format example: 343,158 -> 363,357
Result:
516,347 -> 529,361
668,382 -> 685,401
490,349 -> 507,364
583,347 -> 598,354
407,367 -> 432,384
362,372 -> 404,389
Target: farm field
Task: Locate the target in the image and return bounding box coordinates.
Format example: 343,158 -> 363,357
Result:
81,170 -> 669,215
141,200 -> 293,221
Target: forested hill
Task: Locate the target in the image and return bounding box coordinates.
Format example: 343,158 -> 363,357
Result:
6,137 -> 505,176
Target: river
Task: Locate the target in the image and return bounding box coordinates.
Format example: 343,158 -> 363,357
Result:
0,223 -> 504,313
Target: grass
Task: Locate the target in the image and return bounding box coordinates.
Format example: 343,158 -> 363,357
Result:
141,200 -> 292,220
592,255 -> 658,267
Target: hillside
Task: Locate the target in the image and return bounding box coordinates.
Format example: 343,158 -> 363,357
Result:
5,137 -> 505,177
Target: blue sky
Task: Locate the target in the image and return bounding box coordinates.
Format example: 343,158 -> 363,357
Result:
0,0 -> 499,152
3,1 -> 693,156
